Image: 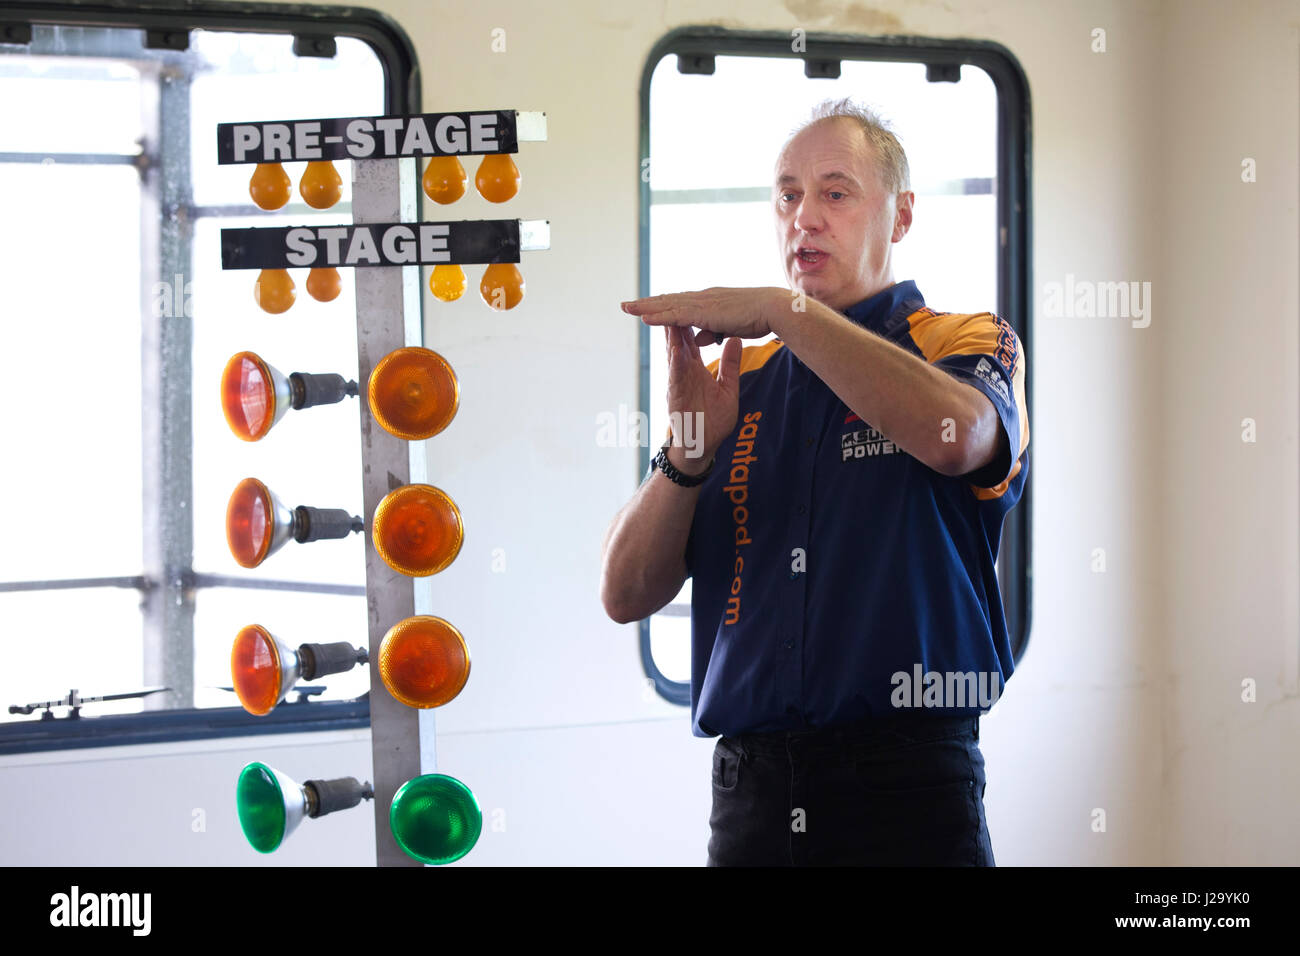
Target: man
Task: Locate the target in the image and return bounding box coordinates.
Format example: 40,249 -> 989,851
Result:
601,98 -> 1029,866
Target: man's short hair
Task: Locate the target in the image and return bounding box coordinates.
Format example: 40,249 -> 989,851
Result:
785,98 -> 912,195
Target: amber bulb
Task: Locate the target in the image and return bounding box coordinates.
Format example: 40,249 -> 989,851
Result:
429,264 -> 466,302
249,162 -> 291,210
221,351 -> 276,442
422,156 -> 467,204
480,263 -> 524,311
371,484 -> 463,577
226,478 -> 275,569
299,160 -> 342,209
254,269 -> 295,314
231,624 -> 283,716
474,153 -> 519,203
368,347 -> 459,441
378,616 -> 471,709
306,267 -> 342,302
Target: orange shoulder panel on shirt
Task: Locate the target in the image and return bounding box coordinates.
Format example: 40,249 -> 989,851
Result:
903,308 -> 1030,501
704,337 -> 786,378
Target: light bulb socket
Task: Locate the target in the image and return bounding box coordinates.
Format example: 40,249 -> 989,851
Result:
304,777 -> 374,818
298,641 -> 368,680
289,371 -> 358,410
292,506 -> 363,543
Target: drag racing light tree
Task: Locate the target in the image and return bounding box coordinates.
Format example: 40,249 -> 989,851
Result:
225,477 -> 362,568
231,624 -> 368,716
236,761 -> 373,854
221,351 -> 357,442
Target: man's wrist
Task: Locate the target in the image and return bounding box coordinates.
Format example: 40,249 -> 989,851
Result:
664,442 -> 713,477
766,286 -> 789,339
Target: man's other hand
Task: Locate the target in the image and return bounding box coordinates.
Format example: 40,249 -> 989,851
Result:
621,286 -> 787,343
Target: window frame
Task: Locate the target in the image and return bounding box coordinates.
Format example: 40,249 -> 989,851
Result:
636,26 -> 1033,704
0,0 -> 419,753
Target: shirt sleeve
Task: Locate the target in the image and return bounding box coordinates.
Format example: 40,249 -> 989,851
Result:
928,312 -> 1029,495
684,516 -> 696,578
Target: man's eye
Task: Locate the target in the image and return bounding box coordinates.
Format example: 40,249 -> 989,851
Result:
780,192 -> 797,202
828,191 -> 845,200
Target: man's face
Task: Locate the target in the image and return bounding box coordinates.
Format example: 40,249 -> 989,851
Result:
773,117 -> 912,312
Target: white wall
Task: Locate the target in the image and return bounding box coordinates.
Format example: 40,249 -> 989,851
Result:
3,0 -> 1297,866
1157,0 -> 1300,865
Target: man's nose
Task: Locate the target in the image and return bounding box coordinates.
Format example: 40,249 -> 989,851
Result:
793,195 -> 825,232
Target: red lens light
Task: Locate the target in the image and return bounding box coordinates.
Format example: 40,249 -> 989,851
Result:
227,478 -> 274,568
231,624 -> 282,715
371,484 -> 463,577
367,347 -> 459,441
378,616 -> 471,709
221,352 -> 275,441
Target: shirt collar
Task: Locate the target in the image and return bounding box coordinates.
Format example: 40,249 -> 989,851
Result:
841,279 -> 925,337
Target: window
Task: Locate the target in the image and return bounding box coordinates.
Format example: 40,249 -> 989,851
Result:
0,5 -> 418,751
636,30 -> 1032,701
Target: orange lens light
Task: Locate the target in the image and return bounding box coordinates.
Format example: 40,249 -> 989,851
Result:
474,153 -> 519,203
368,347 -> 459,441
299,160 -> 342,209
221,352 -> 276,441
429,264 -> 466,302
254,269 -> 296,314
378,616 -> 470,709
422,156 -> 467,205
306,267 -> 342,302
371,484 -> 463,577
480,263 -> 524,310
231,624 -> 283,716
227,478 -> 275,568
249,162 -> 291,210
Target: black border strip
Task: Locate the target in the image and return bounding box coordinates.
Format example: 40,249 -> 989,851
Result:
635,26 -> 1034,707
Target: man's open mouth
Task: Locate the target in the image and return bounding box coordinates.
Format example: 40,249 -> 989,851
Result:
797,247 -> 828,265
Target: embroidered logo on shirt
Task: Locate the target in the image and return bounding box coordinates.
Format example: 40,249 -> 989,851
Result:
974,357 -> 1011,403
841,423 -> 899,461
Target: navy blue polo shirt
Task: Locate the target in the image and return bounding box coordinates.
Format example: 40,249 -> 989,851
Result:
680,279 -> 1029,738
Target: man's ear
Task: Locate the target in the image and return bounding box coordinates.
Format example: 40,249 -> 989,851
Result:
893,191 -> 915,242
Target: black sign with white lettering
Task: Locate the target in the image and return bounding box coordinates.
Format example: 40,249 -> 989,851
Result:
220,219 -> 521,269
216,110 -> 518,164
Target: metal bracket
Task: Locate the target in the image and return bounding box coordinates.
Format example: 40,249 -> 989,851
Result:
0,22 -> 32,45
144,28 -> 189,51
293,34 -> 337,58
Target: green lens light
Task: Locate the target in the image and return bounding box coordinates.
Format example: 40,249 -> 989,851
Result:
236,762 -> 287,853
389,773 -> 482,865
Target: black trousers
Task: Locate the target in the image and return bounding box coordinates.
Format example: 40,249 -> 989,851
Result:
707,714 -> 994,866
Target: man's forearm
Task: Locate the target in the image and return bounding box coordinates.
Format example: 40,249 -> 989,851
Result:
600,447 -> 703,624
769,297 -> 996,476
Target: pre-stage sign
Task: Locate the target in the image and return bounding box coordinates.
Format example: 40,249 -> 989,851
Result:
217,110 -> 519,164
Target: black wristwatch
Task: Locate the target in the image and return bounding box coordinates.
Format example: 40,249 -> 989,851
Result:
652,440 -> 715,487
